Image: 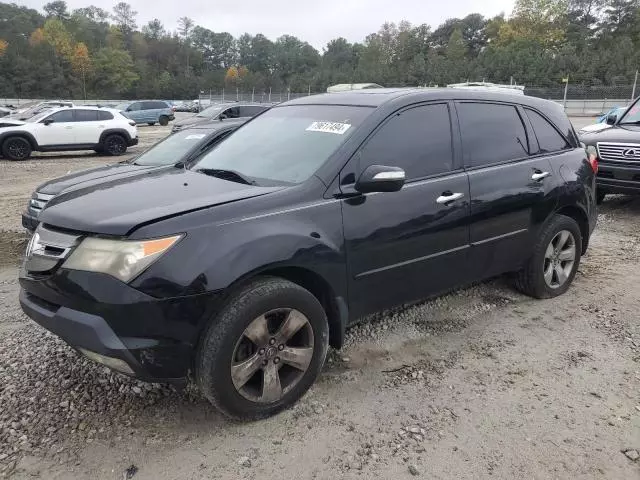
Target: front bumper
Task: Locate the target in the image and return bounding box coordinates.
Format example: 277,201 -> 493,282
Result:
21,211 -> 38,233
19,268 -> 217,382
128,137 -> 139,147
597,162 -> 640,194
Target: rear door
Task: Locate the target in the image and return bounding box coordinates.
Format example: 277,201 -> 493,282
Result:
341,102 -> 471,319
456,101 -> 559,280
73,109 -> 102,144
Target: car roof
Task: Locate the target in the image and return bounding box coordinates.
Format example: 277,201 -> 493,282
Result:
283,87 -> 558,111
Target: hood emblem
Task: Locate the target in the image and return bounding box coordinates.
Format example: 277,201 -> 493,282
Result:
623,148 -> 638,157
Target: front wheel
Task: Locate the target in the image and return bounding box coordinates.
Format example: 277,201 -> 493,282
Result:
2,136 -> 32,161
515,214 -> 582,299
102,134 -> 127,156
158,116 -> 169,126
196,277 -> 329,420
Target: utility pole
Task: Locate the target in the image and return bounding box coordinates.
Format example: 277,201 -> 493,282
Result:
562,76 -> 569,110
632,70 -> 638,102
268,87 -> 272,103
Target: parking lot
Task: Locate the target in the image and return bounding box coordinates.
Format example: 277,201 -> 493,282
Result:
0,116 -> 638,479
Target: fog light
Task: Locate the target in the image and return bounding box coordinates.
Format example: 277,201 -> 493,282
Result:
78,348 -> 135,376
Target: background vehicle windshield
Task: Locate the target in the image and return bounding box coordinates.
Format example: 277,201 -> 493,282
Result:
618,102 -> 640,124
26,110 -> 54,123
194,105 -> 371,184
134,129 -> 212,166
196,105 -> 225,118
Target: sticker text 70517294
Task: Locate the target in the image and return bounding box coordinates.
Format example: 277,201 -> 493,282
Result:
306,121 -> 351,135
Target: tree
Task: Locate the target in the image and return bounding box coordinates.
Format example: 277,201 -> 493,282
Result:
143,19 -> 165,40
225,65 -> 239,85
112,2 -> 137,35
43,1 -> 69,19
71,42 -> 91,99
0,39 -> 7,57
42,18 -> 73,59
72,6 -> 109,22
178,17 -> 194,39
93,47 -> 138,96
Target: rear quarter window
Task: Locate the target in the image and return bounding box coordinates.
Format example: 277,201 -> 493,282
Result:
524,108 -> 571,153
98,111 -> 114,120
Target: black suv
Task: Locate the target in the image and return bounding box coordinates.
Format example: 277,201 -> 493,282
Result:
19,89 -> 597,419
580,98 -> 640,202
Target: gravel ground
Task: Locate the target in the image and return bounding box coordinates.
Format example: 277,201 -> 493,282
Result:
0,116 -> 638,479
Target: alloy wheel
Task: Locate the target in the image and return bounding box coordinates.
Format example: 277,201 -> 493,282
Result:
8,140 -> 28,159
231,308 -> 314,403
543,230 -> 576,289
107,137 -> 125,155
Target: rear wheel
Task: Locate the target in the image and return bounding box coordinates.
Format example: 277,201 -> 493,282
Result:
196,277 -> 329,420
147,122 -> 155,126
158,116 -> 169,126
515,214 -> 582,299
102,134 -> 127,156
2,136 -> 32,161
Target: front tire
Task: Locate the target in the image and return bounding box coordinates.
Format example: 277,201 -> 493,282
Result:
515,214 -> 582,299
196,277 -> 329,420
102,134 -> 127,156
2,136 -> 32,161
158,116 -> 169,126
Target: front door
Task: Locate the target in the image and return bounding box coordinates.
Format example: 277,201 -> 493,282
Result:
341,103 -> 471,320
37,109 -> 75,146
455,101 -> 560,279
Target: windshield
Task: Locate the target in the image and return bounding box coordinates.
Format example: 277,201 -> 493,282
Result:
133,129 -> 212,166
196,105 -> 225,118
115,103 -> 130,111
618,101 -> 640,124
194,105 -> 372,184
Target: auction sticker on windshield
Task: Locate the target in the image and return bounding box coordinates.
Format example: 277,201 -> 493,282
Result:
306,121 -> 351,135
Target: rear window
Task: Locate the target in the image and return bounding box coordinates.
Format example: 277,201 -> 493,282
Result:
194,105 -> 372,184
525,108 -> 570,153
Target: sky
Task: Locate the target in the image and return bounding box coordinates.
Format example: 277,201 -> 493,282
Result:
21,0 -> 516,50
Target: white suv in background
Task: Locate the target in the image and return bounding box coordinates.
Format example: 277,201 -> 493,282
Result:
0,107 -> 138,161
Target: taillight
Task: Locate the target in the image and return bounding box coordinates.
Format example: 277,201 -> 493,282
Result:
588,153 -> 598,174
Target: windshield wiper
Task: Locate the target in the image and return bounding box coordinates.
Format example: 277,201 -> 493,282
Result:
195,168 -> 257,185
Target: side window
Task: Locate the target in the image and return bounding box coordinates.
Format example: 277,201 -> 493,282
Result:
222,107 -> 240,119
128,102 -> 142,112
154,101 -> 169,109
45,110 -> 74,123
98,111 -> 114,120
457,103 -> 529,167
141,101 -> 155,110
75,110 -> 99,122
239,106 -> 266,117
359,104 -> 454,180
525,108 -> 571,153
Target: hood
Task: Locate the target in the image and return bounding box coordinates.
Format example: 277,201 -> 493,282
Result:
578,123 -> 610,134
38,163 -> 158,195
39,169 -> 284,236
581,124 -> 640,145
173,115 -> 210,128
0,119 -> 26,127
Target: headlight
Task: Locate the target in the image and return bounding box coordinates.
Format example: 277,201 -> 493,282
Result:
62,235 -> 182,282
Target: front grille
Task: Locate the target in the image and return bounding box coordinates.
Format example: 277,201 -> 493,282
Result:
28,191 -> 55,215
597,142 -> 640,164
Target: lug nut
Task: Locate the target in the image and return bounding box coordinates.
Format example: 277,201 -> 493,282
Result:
258,348 -> 265,355
262,360 -> 268,367
278,344 -> 284,351
273,357 -> 280,364
269,338 -> 276,345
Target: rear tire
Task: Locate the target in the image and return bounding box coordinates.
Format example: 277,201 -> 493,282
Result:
2,136 -> 32,161
515,214 -> 582,299
158,116 -> 169,126
147,122 -> 155,126
196,277 -> 329,420
102,134 -> 127,156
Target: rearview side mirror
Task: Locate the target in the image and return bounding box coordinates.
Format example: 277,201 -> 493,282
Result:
355,165 -> 406,193
606,113 -> 617,125
43,118 -> 54,126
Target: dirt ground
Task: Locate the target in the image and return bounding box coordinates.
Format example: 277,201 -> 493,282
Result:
0,116 -> 638,479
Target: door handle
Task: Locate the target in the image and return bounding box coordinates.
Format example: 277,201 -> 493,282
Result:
436,192 -> 464,204
531,171 -> 551,181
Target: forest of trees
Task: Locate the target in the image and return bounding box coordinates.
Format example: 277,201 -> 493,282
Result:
1,0 -> 640,99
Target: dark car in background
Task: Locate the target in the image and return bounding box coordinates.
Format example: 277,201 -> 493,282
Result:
19,89 -> 596,420
580,97 -> 640,203
21,121 -> 244,232
172,103 -> 270,132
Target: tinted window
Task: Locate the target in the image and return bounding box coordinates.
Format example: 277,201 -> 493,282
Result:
98,111 -> 114,120
195,105 -> 371,184
221,107 -> 240,119
46,110 -> 74,122
525,108 -> 570,153
458,103 -> 529,167
74,110 -> 99,122
154,101 -> 169,109
239,106 -> 267,117
359,104 -> 453,180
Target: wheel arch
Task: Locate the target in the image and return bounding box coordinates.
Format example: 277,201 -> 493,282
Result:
555,205 -> 589,254
0,131 -> 39,150
99,128 -> 131,144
